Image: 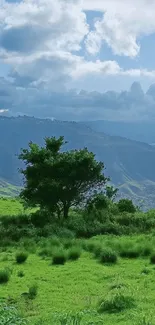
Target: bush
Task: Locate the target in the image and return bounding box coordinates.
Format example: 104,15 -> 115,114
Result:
85,241 -> 97,253
49,236 -> 61,247
52,250 -> 67,265
67,247 -> 81,261
28,284 -> 38,299
38,247 -> 52,258
16,251 -> 28,264
0,269 -> 10,284
99,248 -> 117,264
117,199 -> 136,213
150,252 -> 155,264
119,246 -> 140,259
140,245 -> 152,257
17,270 -> 25,278
93,245 -> 103,258
98,292 -> 135,313
62,238 -> 76,249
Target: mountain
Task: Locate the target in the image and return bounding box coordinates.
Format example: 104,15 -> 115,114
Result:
0,178 -> 20,197
1,115 -> 155,209
83,120 -> 155,145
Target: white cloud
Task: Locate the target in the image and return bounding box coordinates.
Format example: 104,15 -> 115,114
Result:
0,0 -> 89,88
84,0 -> 155,57
0,0 -> 154,91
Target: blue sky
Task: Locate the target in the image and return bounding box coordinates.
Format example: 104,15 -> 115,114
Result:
1,0 -> 155,120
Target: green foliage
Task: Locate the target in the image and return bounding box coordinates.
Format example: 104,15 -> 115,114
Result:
67,247 -> 81,261
0,304 -> 27,324
52,249 -> 67,265
119,245 -> 140,259
97,292 -> 136,313
19,136 -> 107,220
117,199 -> 136,213
150,252 -> 155,264
98,248 -> 117,264
0,269 -> 10,284
105,185 -> 118,201
15,251 -> 28,264
28,284 -> 38,300
17,270 -> 25,278
86,192 -> 109,213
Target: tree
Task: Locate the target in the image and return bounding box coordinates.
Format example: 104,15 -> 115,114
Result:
19,136 -> 108,220
86,192 -> 109,213
105,185 -> 118,201
117,198 -> 136,213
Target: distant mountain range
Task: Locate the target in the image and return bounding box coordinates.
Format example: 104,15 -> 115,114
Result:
0,115 -> 155,209
83,120 -> 155,145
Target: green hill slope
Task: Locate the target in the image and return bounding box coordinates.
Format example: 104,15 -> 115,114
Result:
0,178 -> 21,197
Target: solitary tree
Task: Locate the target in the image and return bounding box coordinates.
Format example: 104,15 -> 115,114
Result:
19,136 -> 108,220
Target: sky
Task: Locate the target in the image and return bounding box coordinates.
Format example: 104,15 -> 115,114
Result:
1,0 -> 155,120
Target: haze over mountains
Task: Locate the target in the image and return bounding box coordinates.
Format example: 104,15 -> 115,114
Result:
0,115 -> 155,209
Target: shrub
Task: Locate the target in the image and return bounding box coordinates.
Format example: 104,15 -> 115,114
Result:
141,268 -> 150,275
38,247 -> 52,258
20,238 -> 37,254
67,247 -> 81,261
98,292 -> 135,313
52,250 -> 67,265
17,270 -> 25,278
0,269 -> 10,284
93,245 -> 103,258
86,193 -> 109,213
119,246 -> 140,259
99,248 -> 117,264
49,236 -> 61,247
140,246 -> 152,257
150,252 -> 155,264
28,284 -> 38,299
16,251 -> 28,264
117,199 -> 136,213
62,238 -> 76,249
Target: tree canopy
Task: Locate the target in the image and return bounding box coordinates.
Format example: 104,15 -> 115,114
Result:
19,136 -> 108,219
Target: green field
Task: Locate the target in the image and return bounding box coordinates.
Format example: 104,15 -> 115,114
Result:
1,199 -> 155,324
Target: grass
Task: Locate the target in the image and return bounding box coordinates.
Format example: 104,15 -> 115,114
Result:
0,234 -> 155,324
0,197 -> 36,218
97,292 -> 136,313
1,199 -> 155,324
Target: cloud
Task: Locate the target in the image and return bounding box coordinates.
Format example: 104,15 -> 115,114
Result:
1,78 -> 155,122
84,0 -> 155,57
0,0 -> 89,88
0,0 -> 154,89
0,0 -> 154,110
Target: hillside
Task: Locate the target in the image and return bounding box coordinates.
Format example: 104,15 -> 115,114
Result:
83,120 -> 155,144
1,116 -> 155,208
0,178 -> 20,197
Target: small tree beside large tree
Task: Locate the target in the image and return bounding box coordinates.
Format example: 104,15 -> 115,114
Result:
19,136 -> 108,220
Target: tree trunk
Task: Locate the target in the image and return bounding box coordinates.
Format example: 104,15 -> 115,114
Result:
63,203 -> 69,219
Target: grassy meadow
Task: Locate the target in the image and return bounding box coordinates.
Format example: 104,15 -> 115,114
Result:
0,198 -> 155,324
